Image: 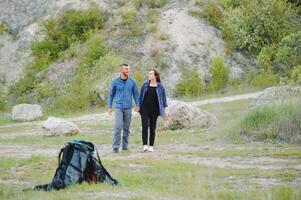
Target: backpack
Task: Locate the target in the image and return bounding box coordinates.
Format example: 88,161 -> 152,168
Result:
33,140 -> 118,191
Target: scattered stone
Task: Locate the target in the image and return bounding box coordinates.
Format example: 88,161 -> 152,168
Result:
12,104 -> 43,121
164,100 -> 217,129
252,85 -> 301,107
41,116 -> 79,136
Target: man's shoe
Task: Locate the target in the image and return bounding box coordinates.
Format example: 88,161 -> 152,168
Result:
147,146 -> 154,152
113,148 -> 119,153
122,148 -> 130,152
143,145 -> 148,152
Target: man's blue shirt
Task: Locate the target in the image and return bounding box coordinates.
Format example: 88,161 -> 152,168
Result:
108,76 -> 139,109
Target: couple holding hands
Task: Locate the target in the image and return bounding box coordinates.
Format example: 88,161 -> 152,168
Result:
107,64 -> 168,153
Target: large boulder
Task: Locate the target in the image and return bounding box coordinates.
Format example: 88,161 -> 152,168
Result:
12,104 -> 43,121
164,100 -> 216,130
252,85 -> 301,107
42,116 -> 79,136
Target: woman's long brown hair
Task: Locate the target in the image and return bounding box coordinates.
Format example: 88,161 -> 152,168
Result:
149,69 -> 161,83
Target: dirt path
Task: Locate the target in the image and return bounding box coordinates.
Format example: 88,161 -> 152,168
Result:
0,90 -> 263,138
0,87 -> 300,192
4,90 -> 299,172
190,91 -> 263,106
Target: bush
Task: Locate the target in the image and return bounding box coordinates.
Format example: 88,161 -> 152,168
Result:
149,0 -> 169,8
257,45 -> 278,71
159,33 -> 169,40
52,50 -> 123,113
208,57 -> 230,91
239,99 -> 301,142
0,86 -> 7,111
119,11 -> 139,26
289,65 -> 301,84
175,68 -> 205,97
222,0 -> 300,55
189,1 -> 223,27
280,65 -> 301,85
82,34 -> 108,63
274,31 -> 301,75
0,21 -> 9,35
250,68 -> 279,88
119,10 -> 145,37
195,0 -> 202,6
10,7 -> 106,99
220,0 -> 245,8
36,7 -> 106,60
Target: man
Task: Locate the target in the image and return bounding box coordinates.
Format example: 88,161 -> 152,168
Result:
108,64 -> 140,153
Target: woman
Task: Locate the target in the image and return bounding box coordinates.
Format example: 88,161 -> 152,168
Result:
139,69 -> 168,152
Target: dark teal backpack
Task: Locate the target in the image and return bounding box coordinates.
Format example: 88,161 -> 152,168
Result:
34,140 -> 118,191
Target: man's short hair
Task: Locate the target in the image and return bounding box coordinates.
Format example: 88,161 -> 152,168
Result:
120,63 -> 129,70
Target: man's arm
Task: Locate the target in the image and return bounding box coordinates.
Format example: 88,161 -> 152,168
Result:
108,81 -> 116,109
132,80 -> 140,109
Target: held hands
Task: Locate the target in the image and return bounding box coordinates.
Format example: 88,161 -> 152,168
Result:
134,106 -> 140,113
163,110 -> 169,120
107,108 -> 113,115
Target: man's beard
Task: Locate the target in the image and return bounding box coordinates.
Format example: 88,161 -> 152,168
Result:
121,72 -> 129,77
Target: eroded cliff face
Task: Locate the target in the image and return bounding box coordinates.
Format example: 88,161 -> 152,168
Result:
0,0 -> 253,94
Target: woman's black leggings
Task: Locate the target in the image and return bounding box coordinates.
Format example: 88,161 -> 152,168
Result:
140,109 -> 159,146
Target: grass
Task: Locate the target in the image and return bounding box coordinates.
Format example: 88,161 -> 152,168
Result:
237,98 -> 301,142
0,98 -> 300,199
177,84 -> 264,102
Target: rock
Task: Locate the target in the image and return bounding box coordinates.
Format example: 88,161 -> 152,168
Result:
252,85 -> 301,107
12,104 -> 43,121
164,100 -> 216,129
229,66 -> 244,80
41,116 -> 79,136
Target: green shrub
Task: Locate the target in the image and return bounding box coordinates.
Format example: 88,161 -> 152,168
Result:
289,65 -> 301,84
208,57 -> 230,91
133,0 -> 143,8
147,9 -> 159,24
0,87 -> 7,111
150,56 -> 169,71
202,1 -> 223,26
10,55 -> 51,96
120,11 -> 139,26
228,78 -> 241,89
222,0 -> 300,55
195,0 -> 202,6
82,34 -> 108,63
149,0 -> 169,8
189,1 -> 223,27
0,21 -> 9,35
52,50 -> 123,113
175,68 -> 205,97
274,31 -> 301,75
38,7 -> 106,59
280,65 -> 301,85
119,10 -> 145,37
250,68 -> 279,88
239,99 -> 301,142
220,0 -> 245,8
159,33 -> 169,40
257,45 -> 278,71
10,7 -> 106,99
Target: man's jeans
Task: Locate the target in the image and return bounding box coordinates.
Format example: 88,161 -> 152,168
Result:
112,108 -> 132,150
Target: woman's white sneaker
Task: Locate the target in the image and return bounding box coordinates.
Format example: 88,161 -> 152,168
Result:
147,146 -> 154,152
143,145 -> 148,152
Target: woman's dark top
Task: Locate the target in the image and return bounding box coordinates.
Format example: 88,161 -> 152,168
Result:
141,86 -> 160,116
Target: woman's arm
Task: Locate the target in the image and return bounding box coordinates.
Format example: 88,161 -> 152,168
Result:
162,86 -> 168,107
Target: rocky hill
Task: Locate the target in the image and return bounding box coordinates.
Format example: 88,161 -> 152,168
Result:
0,0 -> 251,90
1,0 -> 300,115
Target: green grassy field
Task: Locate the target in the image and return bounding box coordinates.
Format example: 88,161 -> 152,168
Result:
0,98 -> 300,200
